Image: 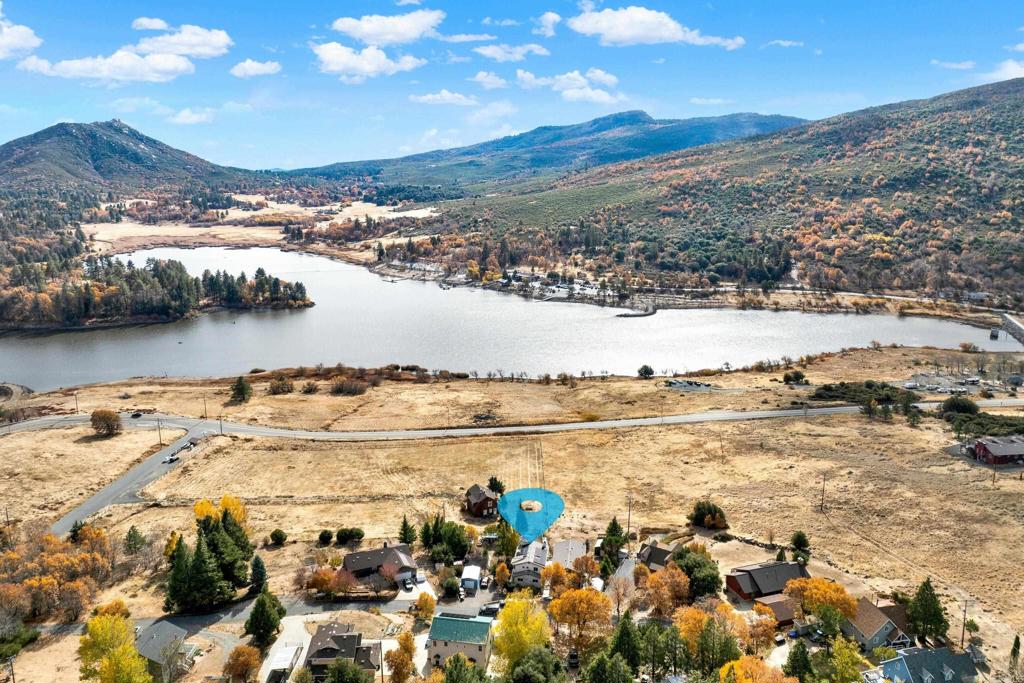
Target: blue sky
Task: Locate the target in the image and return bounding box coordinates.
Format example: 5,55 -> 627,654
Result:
0,0 -> 1022,169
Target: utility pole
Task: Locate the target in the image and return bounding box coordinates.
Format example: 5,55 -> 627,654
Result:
203,395 -> 208,419
819,473 -> 826,512
219,417 -> 223,435
960,599 -> 973,648
157,418 -> 163,446
626,495 -> 633,553
6,656 -> 15,683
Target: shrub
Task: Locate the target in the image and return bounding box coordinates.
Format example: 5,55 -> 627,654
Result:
331,380 -> 369,396
940,396 -> 979,416
90,409 -> 122,437
689,500 -> 728,529
301,381 -> 319,394
318,530 -> 334,546
442,576 -> 460,598
783,370 -> 807,385
336,528 -> 364,545
638,364 -> 655,379
269,529 -> 287,545
268,375 -> 294,395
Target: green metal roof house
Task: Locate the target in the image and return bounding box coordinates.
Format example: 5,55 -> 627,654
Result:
427,613 -> 494,670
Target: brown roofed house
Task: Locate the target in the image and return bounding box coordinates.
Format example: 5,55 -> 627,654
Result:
465,484 -> 499,517
342,543 -> 416,580
725,561 -> 809,601
304,623 -> 381,682
754,593 -> 799,626
841,597 -> 911,651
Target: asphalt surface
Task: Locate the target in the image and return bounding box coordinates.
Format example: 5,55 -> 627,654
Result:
6,398 -> 1020,535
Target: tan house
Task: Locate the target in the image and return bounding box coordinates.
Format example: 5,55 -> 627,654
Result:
427,613 -> 494,669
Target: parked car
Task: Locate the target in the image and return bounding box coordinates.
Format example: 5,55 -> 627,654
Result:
774,634 -> 786,645
458,587 -> 465,602
567,650 -> 579,669
479,602 -> 501,617
131,412 -> 142,418
480,576 -> 490,589
403,579 -> 414,591
161,455 -> 179,464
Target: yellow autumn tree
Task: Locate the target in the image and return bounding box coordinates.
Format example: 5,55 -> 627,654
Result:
385,632 -> 416,683
748,603 -> 778,652
674,606 -> 711,655
784,578 -> 857,620
548,587 -> 612,651
494,562 -> 510,588
540,561 -> 570,597
493,591 -> 551,670
720,656 -> 797,683
98,644 -> 152,683
79,614 -> 144,681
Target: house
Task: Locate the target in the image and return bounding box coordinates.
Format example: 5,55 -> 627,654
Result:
754,594 -> 799,626
967,436 -> 1024,465
550,539 -> 588,569
877,600 -> 916,641
461,565 -> 481,594
266,644 -> 304,683
864,648 -> 978,683
304,623 -> 381,682
135,621 -> 189,683
510,539 -> 548,588
842,597 -> 911,651
465,484 -> 499,517
342,543 -> 416,581
428,613 -> 494,669
725,561 -> 809,601
637,540 -> 676,571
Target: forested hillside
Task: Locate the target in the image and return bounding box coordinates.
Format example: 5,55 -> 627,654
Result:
425,78 -> 1024,305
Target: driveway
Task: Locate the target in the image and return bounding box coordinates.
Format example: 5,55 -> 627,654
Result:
258,615 -> 312,682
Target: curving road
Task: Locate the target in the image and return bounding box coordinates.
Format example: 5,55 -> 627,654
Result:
5,398 -> 1020,535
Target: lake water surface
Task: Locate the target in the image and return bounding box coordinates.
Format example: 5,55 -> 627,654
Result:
1,247 -> 1019,391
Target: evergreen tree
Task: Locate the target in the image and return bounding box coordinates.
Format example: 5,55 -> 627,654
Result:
187,534 -> 234,610
249,554 -> 267,595
487,476 -> 506,494
507,647 -> 566,683
431,515 -> 444,547
1010,634 -> 1020,672
608,611 -> 642,673
694,617 -> 740,675
231,376 -> 253,403
419,519 -> 434,548
604,517 -> 626,559
221,509 -> 253,559
202,521 -> 249,588
907,577 -> 949,640
244,588 -> 283,648
584,652 -> 632,683
776,547 -> 786,561
443,654 -> 486,683
124,526 -> 146,555
326,657 -> 374,683
399,515 -> 417,545
164,538 -> 193,612
783,639 -> 814,683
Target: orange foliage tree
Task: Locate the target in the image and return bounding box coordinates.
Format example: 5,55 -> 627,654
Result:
784,578 -> 857,619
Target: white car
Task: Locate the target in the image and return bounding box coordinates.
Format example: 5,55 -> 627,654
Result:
161,454 -> 180,464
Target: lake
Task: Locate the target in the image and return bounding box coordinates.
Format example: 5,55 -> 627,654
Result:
1,247 -> 1019,391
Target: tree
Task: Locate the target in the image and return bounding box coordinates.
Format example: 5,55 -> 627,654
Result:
244,588 -> 283,648
585,652 -> 633,683
269,528 -> 287,545
399,515 -> 417,545
78,614 -> 137,681
93,600 -> 131,620
907,577 -> 949,640
385,632 -> 416,683
648,563 -> 690,617
249,555 -> 267,595
694,616 -> 742,675
415,591 -> 436,620
829,637 -> 865,683
443,653 -> 487,683
790,531 -> 810,553
319,529 -> 333,546
494,562 -> 511,588
124,526 -> 146,555
494,592 -> 551,670
232,376 -> 253,403
224,644 -> 261,681
609,611 -> 642,673
541,562 -> 570,597
549,588 -> 612,652
609,576 -> 634,617
749,604 -> 778,653
507,646 -> 567,683
332,569 -> 358,597
488,476 -> 506,494
572,555 -> 601,586
326,657 -> 375,683
784,578 -> 857,619
674,606 -> 711,656
783,640 -> 814,683
603,517 -> 627,560
294,668 -> 314,683
638,365 -> 655,379
1010,634 -> 1020,672
496,521 -> 521,558
186,533 -> 235,611
815,605 -> 844,650
221,509 -> 252,558
690,500 -> 728,529
90,409 -> 122,437
720,656 -> 797,683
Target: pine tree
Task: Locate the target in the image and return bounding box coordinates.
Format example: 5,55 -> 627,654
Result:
1009,634 -> 1019,672
908,577 -> 949,640
164,538 -> 193,613
249,554 -> 267,595
187,534 -> 234,610
783,639 -> 814,683
202,521 -> 249,588
245,588 -> 283,648
776,547 -> 786,561
431,515 -> 444,546
608,611 -> 642,673
221,509 -> 253,559
231,376 -> 253,403
584,652 -> 632,683
419,519 -> 434,548
124,526 -> 146,555
399,515 -> 417,545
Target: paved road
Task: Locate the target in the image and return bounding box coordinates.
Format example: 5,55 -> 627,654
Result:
7,398 -> 1020,534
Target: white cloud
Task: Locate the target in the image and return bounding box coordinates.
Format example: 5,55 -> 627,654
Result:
110,96 -> 173,115
585,67 -> 618,87
652,57 -> 666,64
312,42 -> 425,83
19,51 -> 194,83
1007,43 -> 1024,52
395,0 -> 421,4
482,17 -> 521,27
409,89 -> 479,106
561,86 -> 624,104
567,5 -> 744,49
764,39 -> 803,48
445,50 -> 470,64
516,68 -> 626,104
134,24 -> 233,58
468,70 -> 508,89
473,43 -> 550,62
331,9 -> 444,46
533,12 -> 562,38
439,33 -> 496,43
929,58 -> 975,70
465,99 -> 517,126
979,59 -> 1024,82
168,107 -> 216,125
131,17 -> 169,31
230,58 -> 282,78
0,2 -> 42,60
689,97 -> 732,105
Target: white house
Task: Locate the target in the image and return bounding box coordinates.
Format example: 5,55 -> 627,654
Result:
427,614 -> 494,669
510,539 -> 548,588
461,565 -> 481,594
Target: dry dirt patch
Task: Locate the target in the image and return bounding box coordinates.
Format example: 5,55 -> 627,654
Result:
0,425 -> 183,523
